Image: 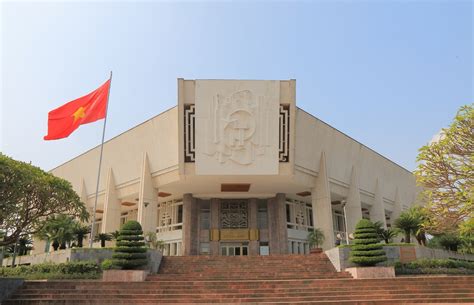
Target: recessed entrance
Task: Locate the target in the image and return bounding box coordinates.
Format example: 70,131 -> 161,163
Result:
221,243 -> 249,256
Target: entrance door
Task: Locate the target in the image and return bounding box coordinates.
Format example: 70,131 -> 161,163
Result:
221,243 -> 249,256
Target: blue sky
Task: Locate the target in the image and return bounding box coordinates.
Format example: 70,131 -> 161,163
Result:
1,1 -> 472,171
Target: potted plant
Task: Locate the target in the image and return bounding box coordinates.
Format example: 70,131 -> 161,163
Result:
346,219 -> 394,278
308,228 -> 325,254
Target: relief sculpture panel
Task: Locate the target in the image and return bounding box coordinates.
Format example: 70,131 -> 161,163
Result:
195,80 -> 280,175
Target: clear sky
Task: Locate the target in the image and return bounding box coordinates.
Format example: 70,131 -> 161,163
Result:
1,1 -> 472,172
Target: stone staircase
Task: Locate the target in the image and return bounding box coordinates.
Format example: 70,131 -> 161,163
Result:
4,254 -> 474,304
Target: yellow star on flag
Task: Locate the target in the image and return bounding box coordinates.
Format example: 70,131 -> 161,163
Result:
72,106 -> 86,123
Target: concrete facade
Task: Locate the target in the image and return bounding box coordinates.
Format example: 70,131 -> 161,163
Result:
35,79 -> 418,256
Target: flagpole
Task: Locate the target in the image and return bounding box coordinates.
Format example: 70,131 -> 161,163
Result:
89,71 -> 113,248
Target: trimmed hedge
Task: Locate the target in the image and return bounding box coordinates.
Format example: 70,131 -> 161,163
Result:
0,261 -> 101,280
350,219 -> 387,266
111,220 -> 148,270
395,259 -> 474,275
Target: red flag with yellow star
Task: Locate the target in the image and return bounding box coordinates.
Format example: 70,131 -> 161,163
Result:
44,79 -> 111,140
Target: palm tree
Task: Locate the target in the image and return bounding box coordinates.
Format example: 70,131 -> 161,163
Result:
37,215 -> 76,251
394,212 -> 419,244
307,228 -> 325,249
373,221 -> 399,244
110,230 -> 120,241
73,224 -> 90,248
95,233 -> 112,248
144,232 -> 165,251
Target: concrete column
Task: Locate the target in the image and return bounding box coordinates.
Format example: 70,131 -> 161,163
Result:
311,151 -> 335,250
79,178 -> 93,246
249,198 -> 259,255
371,179 -> 387,228
392,188 -> 402,221
276,193 -> 288,254
210,198 -> 219,255
80,178 -> 88,211
182,193 -> 198,255
102,168 -> 121,233
268,194 -> 288,254
137,153 -> 158,234
346,166 -> 363,235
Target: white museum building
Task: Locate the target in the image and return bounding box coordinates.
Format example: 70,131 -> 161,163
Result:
35,79 -> 418,256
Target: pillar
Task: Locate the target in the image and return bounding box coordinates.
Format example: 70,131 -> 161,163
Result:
102,168 -> 121,233
268,193 -> 288,254
80,178 -> 89,211
312,151 -> 335,250
345,166 -> 363,235
210,198 -> 219,255
182,193 -> 198,255
371,178 -> 387,228
137,153 -> 158,234
249,198 -> 259,255
392,187 -> 402,221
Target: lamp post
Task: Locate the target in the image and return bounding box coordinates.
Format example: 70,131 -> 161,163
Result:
341,200 -> 350,245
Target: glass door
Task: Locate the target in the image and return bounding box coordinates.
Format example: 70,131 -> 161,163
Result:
220,243 -> 248,256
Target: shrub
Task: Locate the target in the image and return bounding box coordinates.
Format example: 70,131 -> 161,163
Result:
0,261 -> 101,279
350,219 -> 387,266
111,221 -> 148,269
101,258 -> 115,270
395,259 -> 474,275
307,228 -> 325,249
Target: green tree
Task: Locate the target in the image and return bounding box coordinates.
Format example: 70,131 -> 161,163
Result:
414,104 -> 473,234
437,233 -> 462,252
350,219 -> 387,266
144,232 -> 165,251
307,228 -> 325,249
36,215 -> 76,250
0,153 -> 89,246
394,206 -> 426,244
95,233 -> 112,248
373,221 -> 399,244
112,221 -> 148,269
110,230 -> 120,241
73,223 -> 90,248
459,219 -> 474,254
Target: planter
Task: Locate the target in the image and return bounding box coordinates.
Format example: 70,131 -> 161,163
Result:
345,266 -> 395,279
310,248 -> 323,254
102,270 -> 149,282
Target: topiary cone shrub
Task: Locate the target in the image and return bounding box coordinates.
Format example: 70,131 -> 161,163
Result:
350,219 -> 387,267
112,220 -> 148,270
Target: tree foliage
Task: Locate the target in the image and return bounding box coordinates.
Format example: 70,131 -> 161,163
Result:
373,221 -> 399,244
394,206 -> 427,245
0,153 -> 89,246
414,104 -> 473,233
95,233 -> 112,248
350,219 -> 387,266
73,223 -> 90,248
112,221 -> 147,269
36,214 -> 77,250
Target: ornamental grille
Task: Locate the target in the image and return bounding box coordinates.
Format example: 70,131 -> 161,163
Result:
220,200 -> 248,229
184,104 -> 195,162
279,105 -> 290,162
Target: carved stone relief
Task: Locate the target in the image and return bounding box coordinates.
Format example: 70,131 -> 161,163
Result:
195,80 -> 279,175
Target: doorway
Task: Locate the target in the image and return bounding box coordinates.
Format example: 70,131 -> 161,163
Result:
220,243 -> 249,256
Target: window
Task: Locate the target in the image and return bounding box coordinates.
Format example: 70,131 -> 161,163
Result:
177,205 -> 183,223
200,242 -> 209,255
200,200 -> 210,229
257,200 -> 268,229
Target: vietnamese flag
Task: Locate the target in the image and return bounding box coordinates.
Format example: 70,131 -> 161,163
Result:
44,79 -> 111,140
